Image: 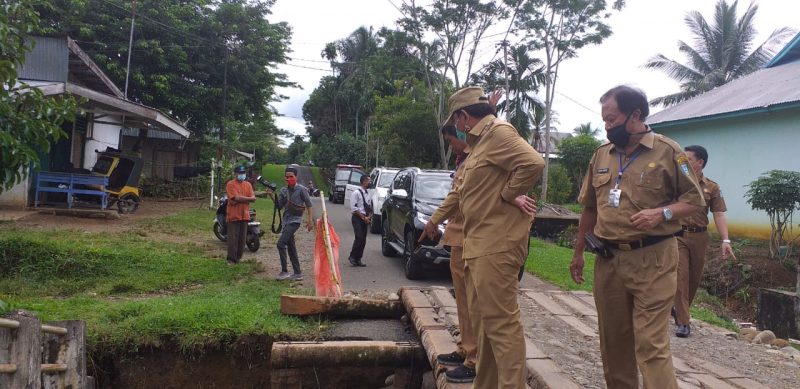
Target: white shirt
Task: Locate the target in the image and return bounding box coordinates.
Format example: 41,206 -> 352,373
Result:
350,187 -> 372,216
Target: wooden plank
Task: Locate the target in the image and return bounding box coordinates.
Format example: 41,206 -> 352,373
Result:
575,294 -> 597,309
7,312 -> 41,389
48,320 -> 86,389
672,356 -> 703,374
526,358 -> 581,389
555,315 -> 598,338
553,293 -> 597,318
525,338 -> 548,360
525,292 -> 571,316
270,341 -> 425,369
279,295 -> 403,318
688,373 -> 738,389
420,329 -> 459,370
691,358 -> 746,379
727,378 -> 771,389
410,308 -> 446,331
400,288 -> 433,311
430,288 -> 457,308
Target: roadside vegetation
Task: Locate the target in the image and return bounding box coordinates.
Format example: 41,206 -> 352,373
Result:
0,198 -> 320,353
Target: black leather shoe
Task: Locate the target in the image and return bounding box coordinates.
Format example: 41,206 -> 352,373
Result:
676,324 -> 691,338
436,351 -> 464,366
445,364 -> 476,383
348,257 -> 358,266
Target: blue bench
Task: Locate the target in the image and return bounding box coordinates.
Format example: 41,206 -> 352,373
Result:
35,172 -> 109,209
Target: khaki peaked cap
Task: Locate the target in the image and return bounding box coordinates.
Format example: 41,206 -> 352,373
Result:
442,86 -> 490,127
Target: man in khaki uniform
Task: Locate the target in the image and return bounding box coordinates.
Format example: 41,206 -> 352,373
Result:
428,125 -> 477,383
674,145 -> 735,338
570,85 -> 705,389
422,87 -> 542,388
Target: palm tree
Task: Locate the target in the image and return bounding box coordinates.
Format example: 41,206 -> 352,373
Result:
472,44 -> 546,141
572,122 -> 600,137
644,0 -> 794,107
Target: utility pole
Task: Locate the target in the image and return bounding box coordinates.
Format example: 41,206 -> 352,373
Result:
124,0 -> 137,99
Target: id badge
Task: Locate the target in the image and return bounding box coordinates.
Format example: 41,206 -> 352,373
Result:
608,188 -> 621,208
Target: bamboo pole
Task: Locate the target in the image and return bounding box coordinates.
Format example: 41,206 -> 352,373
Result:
40,325 -> 67,335
0,318 -> 19,329
0,364 -> 16,374
319,191 -> 342,297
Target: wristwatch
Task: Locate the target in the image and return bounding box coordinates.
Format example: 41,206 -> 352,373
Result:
661,207 -> 673,221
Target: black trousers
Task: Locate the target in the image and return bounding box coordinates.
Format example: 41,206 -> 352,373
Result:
227,220 -> 247,263
349,215 -> 368,262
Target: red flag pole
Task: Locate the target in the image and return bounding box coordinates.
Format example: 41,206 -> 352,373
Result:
319,191 -> 342,296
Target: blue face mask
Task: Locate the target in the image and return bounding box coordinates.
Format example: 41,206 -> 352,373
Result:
237,174 -> 246,181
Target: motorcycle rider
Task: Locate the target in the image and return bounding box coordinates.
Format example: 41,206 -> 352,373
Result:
226,165 -> 256,265
274,165 -> 314,281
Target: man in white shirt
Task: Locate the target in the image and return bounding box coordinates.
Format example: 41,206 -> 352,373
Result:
348,175 -> 373,266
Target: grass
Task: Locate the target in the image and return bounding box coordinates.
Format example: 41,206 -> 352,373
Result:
526,238 -> 738,331
311,166 -> 328,194
526,238 -> 594,292
0,201 -> 318,353
5,280 -> 318,352
558,203 -> 583,214
261,163 -> 286,187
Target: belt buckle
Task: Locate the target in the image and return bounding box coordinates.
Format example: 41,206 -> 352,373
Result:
619,243 -> 632,251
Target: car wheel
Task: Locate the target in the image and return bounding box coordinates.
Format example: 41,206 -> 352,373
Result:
381,218 -> 398,257
369,215 -> 381,234
404,230 -> 424,280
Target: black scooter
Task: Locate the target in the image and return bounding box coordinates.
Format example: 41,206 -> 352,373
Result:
212,176 -> 276,252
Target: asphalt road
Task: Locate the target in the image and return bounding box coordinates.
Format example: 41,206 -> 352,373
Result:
317,196 -> 454,293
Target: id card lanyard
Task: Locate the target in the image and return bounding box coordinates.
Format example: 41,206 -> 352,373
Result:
609,149 -> 642,208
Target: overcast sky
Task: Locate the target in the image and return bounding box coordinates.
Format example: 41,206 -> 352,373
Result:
267,0 -> 800,143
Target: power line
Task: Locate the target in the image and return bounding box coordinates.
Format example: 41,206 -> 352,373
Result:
556,91 -> 600,115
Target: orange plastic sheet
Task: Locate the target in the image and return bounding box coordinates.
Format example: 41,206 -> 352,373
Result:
314,218 -> 342,297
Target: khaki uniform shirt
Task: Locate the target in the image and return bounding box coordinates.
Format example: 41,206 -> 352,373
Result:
577,131 -> 705,241
439,162 -> 466,247
679,175 -> 726,228
431,115 -> 544,259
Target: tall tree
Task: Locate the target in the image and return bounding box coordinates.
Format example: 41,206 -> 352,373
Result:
644,0 -> 794,107
515,0 -> 625,202
397,0 -> 507,168
1,0 -> 79,192
37,0 -> 294,139
471,44 -> 546,141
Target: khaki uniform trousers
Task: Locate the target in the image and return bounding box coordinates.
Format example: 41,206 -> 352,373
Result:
450,246 -> 477,369
594,237 -> 679,389
675,232 -> 709,325
464,246 -> 527,389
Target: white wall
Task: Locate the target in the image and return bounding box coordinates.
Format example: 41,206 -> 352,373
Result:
0,174 -> 30,207
83,116 -> 122,169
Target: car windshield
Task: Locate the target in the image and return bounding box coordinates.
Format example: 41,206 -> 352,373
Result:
335,170 -> 350,182
415,175 -> 452,202
377,171 -> 397,188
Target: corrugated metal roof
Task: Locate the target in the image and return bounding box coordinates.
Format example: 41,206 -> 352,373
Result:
121,128 -> 183,140
647,58 -> 800,127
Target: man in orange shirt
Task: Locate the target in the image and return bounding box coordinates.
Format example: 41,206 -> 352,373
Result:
226,165 -> 256,265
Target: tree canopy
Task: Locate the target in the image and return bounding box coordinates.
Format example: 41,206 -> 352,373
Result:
37,0 -> 294,143
1,0 -> 79,192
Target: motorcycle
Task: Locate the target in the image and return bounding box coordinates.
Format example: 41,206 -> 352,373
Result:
212,176 -> 276,252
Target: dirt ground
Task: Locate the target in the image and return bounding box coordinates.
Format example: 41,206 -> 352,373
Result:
702,239 -> 798,322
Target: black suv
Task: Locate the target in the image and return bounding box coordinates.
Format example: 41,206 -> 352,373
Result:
381,168 -> 453,279
328,164 -> 365,204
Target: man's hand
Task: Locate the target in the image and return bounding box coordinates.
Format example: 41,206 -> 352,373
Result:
721,242 -> 736,260
419,220 -> 439,243
570,254 -> 585,284
306,220 -> 314,232
488,90 -> 504,111
513,195 -> 537,217
630,208 -> 664,230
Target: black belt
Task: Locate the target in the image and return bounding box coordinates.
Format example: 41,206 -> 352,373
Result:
682,225 -> 707,233
603,231 -> 683,251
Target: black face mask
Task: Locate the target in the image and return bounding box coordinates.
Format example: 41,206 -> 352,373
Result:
607,113 -> 632,148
